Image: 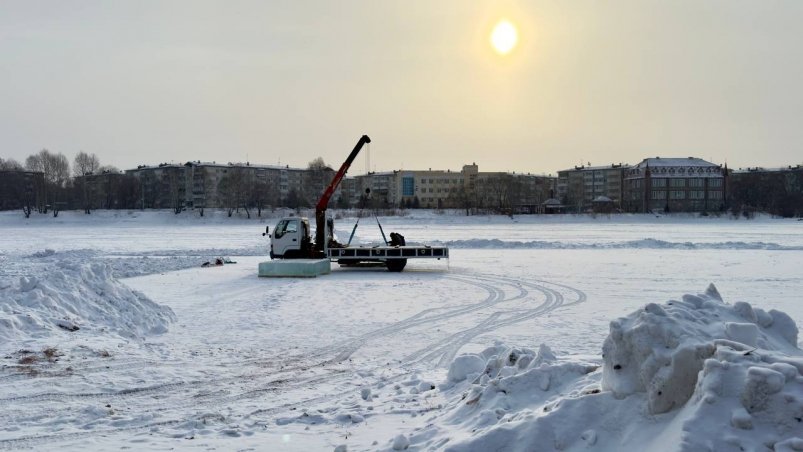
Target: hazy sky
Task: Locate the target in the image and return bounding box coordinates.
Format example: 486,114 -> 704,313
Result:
2,1 -> 802,175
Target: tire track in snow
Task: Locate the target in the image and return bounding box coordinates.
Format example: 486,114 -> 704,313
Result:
311,274 -> 519,363
404,278 -> 560,367
0,272 -> 585,449
408,276 -> 586,367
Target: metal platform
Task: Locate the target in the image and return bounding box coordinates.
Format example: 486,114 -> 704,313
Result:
258,259 -> 331,278
326,246 -> 449,260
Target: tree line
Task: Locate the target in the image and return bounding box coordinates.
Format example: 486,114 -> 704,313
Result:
1,151 -> 555,217
1,150 -> 128,216
0,151 -> 343,217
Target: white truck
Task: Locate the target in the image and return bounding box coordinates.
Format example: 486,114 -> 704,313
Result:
264,135 -> 449,272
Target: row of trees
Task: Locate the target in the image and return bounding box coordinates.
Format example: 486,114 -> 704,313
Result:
729,170 -> 803,218
2,150 -> 123,216
444,174 -> 552,215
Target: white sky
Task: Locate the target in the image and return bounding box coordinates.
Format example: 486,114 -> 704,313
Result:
1,1 -> 802,174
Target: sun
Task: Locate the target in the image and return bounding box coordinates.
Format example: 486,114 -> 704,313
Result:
490,20 -> 518,55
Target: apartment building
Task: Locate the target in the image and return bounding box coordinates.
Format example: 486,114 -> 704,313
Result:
0,169 -> 45,211
557,164 -> 626,211
127,162 -> 337,210
729,165 -> 803,217
74,170 -> 137,210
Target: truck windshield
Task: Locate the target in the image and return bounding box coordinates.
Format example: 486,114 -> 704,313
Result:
274,219 -> 298,239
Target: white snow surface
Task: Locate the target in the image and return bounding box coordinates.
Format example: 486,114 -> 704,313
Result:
1,260 -> 175,344
0,209 -> 802,451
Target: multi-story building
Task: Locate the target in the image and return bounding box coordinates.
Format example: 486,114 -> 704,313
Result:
557,164 -> 626,212
128,162 -> 336,210
126,164 -> 187,210
0,170 -> 45,212
623,157 -> 726,213
352,163 -> 555,212
351,171 -> 400,208
394,168 -> 464,209
512,173 -> 557,213
729,165 -> 803,217
74,170 -> 137,210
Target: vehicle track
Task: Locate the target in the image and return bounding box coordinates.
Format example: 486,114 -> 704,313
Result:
310,274 -> 524,363
403,273 -> 585,367
0,271 -> 586,449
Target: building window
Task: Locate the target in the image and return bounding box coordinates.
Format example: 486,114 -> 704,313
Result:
709,179 -> 723,188
652,178 -> 667,187
689,190 -> 705,199
709,190 -> 723,199
651,190 -> 665,200
689,178 -> 704,188
670,190 -> 686,199
670,178 -> 685,187
402,177 -> 415,196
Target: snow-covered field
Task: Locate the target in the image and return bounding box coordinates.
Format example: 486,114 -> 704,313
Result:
1,210 -> 801,451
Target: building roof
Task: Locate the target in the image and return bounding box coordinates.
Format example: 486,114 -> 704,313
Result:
731,165 -> 802,174
635,157 -> 719,168
625,157 -> 724,179
558,163 -> 627,173
130,161 -> 308,172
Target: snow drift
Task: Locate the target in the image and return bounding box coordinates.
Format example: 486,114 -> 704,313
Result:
399,286 -> 802,452
0,260 -> 176,348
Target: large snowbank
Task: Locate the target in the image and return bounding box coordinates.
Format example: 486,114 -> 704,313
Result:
0,259 -> 176,349
395,286 -> 802,452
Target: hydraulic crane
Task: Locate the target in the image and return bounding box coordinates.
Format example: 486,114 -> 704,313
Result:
264,135 -> 448,272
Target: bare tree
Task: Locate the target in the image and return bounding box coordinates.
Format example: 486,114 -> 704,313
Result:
73,152 -> 100,177
446,184 -> 474,215
74,153 -> 103,214
218,167 -> 253,217
251,178 -> 273,217
166,169 -> 185,214
190,166 -> 210,217
305,157 -> 332,206
25,149 -> 70,214
0,158 -> 24,170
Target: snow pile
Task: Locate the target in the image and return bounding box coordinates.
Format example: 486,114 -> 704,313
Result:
0,260 -> 176,348
396,286 -> 802,452
602,284 -> 802,450
602,284 -> 798,411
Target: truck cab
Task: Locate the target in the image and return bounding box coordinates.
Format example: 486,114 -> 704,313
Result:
269,217 -> 312,259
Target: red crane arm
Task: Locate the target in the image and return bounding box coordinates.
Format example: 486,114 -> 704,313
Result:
314,135 -> 371,251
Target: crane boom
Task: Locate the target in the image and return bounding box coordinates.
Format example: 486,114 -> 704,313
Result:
314,135 -> 371,251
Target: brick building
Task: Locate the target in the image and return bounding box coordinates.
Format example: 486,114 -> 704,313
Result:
623,157 -> 726,213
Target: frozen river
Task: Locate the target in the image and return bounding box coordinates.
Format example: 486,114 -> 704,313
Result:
1,210 -> 801,450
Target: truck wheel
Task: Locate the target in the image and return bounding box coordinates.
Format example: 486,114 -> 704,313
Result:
386,259 -> 407,272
